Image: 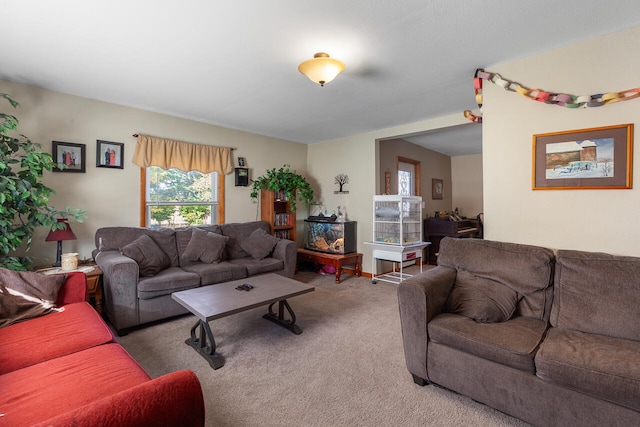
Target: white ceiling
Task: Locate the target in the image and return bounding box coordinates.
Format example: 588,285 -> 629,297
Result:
404,125 -> 483,157
3,1 -> 640,155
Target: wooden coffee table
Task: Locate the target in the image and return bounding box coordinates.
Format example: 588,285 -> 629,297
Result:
172,273 -> 314,369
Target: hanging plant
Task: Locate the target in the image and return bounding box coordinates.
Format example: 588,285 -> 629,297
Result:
0,93 -> 86,270
249,164 -> 314,211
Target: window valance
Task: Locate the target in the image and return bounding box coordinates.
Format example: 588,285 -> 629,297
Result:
131,134 -> 233,175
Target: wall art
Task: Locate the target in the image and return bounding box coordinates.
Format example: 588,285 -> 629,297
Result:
52,141 -> 86,173
432,178 -> 443,199
97,140 -> 124,169
532,124 -> 633,190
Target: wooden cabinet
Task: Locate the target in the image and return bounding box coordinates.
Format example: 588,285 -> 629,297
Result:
260,189 -> 296,241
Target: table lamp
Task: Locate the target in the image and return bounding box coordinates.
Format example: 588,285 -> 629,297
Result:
45,219 -> 77,267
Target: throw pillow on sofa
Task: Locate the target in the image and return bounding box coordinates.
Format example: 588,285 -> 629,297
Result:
0,268 -> 66,327
182,228 -> 229,264
446,269 -> 520,323
121,234 -> 170,277
240,228 -> 279,260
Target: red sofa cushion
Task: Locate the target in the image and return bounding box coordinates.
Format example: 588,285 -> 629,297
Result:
0,302 -> 114,375
31,370 -> 206,427
0,343 -> 152,426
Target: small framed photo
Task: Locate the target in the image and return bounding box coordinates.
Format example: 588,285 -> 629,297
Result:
238,157 -> 246,167
52,141 -> 86,173
432,178 -> 444,200
532,124 -> 633,190
96,140 -> 124,169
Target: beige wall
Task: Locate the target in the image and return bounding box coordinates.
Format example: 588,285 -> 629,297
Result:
309,114 -> 468,273
2,80 -> 307,265
483,25 -> 640,255
306,133 -> 376,266
451,154 -> 483,218
378,138 -> 452,217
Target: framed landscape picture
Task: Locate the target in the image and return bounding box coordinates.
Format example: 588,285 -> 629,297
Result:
96,140 -> 124,169
52,141 -> 86,173
532,124 -> 633,190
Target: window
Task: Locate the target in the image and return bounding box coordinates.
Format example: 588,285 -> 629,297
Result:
397,157 -> 421,196
398,169 -> 412,196
143,166 -> 219,228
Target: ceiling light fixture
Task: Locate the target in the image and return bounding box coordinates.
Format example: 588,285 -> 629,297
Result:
298,52 -> 345,87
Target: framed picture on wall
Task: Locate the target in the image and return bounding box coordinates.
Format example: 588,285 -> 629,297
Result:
532,124 -> 633,190
432,178 -> 443,200
96,140 -> 124,169
52,141 -> 86,173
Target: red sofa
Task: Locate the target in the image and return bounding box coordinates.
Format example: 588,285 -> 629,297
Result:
0,271 -> 205,426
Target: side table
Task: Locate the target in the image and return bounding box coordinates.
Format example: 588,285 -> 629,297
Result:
296,248 -> 362,283
36,262 -> 104,315
83,263 -> 104,315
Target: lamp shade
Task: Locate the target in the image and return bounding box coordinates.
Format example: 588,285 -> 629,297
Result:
45,219 -> 77,242
298,52 -> 345,87
46,219 -> 77,267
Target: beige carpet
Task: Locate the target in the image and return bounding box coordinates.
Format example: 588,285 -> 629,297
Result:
117,267 -> 529,427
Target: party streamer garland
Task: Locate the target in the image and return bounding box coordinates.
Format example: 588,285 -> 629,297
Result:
464,68 -> 640,123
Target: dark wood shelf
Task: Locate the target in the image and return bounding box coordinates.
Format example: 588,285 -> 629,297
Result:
261,189 -> 296,241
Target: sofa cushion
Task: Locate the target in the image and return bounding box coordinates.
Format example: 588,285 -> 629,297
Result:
0,269 -> 66,327
121,234 -> 171,277
438,237 -> 555,321
182,228 -> 229,264
230,257 -> 284,276
221,221 -> 271,260
552,249 -> 640,341
428,313 -> 548,373
176,225 -> 223,266
0,343 -> 151,426
96,227 -> 179,267
137,267 -> 201,299
446,269 -> 520,323
240,228 -> 279,260
33,370 -> 205,427
0,302 -> 114,375
536,327 -> 640,411
182,262 -> 247,286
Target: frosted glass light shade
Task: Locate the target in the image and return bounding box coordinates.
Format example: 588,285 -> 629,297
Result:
298,52 -> 345,87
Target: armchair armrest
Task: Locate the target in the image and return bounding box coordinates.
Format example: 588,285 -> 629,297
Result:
56,272 -> 89,306
94,250 -> 140,333
33,370 -> 205,427
397,265 -> 456,384
272,238 -> 297,278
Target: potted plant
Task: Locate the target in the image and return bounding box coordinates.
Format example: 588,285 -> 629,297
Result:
0,93 -> 86,270
249,164 -> 314,211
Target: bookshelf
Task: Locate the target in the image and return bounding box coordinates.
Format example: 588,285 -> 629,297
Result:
260,189 -> 296,241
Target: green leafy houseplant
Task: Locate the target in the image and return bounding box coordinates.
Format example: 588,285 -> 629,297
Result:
250,164 -> 314,211
0,93 -> 86,270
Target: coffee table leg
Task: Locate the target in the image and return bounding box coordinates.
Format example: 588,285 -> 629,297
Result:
263,300 -> 303,335
186,320 -> 225,369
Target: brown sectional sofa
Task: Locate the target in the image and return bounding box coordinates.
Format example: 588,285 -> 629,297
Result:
94,221 -> 297,335
397,237 -> 640,426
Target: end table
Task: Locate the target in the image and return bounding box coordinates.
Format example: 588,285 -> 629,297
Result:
82,263 -> 104,315
36,262 -> 104,315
